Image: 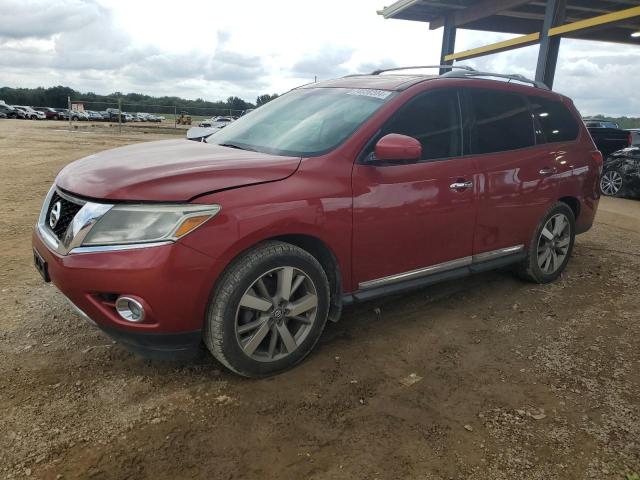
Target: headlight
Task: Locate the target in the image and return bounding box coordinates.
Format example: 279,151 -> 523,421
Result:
81,204 -> 221,246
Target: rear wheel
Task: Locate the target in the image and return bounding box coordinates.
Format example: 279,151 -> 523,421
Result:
204,241 -> 330,378
600,169 -> 624,197
517,203 -> 575,284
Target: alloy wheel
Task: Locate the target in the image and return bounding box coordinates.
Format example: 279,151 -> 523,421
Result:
537,213 -> 571,274
235,266 -> 318,362
600,170 -> 623,196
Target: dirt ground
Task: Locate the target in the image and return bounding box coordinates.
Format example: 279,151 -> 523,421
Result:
1,119 -> 638,480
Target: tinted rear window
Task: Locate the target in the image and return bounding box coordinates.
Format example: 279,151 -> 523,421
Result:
469,89 -> 535,155
528,96 -> 579,143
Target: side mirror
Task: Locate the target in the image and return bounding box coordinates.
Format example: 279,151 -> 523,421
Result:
374,134 -> 422,162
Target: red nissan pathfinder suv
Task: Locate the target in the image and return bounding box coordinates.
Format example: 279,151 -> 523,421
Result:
33,67 -> 602,377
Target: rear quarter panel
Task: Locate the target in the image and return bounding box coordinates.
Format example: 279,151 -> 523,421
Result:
557,99 -> 600,234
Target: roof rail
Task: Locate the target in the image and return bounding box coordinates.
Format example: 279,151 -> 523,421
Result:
441,70 -> 549,90
371,65 -> 476,75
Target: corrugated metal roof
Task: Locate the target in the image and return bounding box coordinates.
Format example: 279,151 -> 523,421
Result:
378,0 -> 640,45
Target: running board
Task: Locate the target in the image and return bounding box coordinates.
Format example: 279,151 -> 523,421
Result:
343,246 -> 525,305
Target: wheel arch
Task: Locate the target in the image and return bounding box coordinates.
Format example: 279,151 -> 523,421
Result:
558,196 -> 580,221
204,231 -> 345,324
269,234 -> 343,323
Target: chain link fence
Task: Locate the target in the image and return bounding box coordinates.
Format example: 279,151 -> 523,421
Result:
65,97 -> 247,133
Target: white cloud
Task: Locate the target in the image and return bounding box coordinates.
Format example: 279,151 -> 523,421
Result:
456,29 -> 640,116
0,0 -> 639,114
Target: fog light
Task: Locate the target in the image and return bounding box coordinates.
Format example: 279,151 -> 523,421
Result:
115,296 -> 145,323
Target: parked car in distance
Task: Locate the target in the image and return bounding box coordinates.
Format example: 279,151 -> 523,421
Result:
84,110 -> 103,121
0,104 -> 25,119
15,106 -> 45,120
136,113 -> 162,123
628,129 -> 640,146
105,108 -> 126,122
186,126 -> 221,141
199,116 -> 234,128
584,119 -> 620,129
584,118 -> 632,157
57,109 -> 85,121
600,146 -> 640,198
53,108 -> 68,119
33,68 -> 602,377
34,107 -> 61,120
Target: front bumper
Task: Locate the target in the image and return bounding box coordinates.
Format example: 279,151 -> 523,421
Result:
33,227 -> 225,360
63,294 -> 203,360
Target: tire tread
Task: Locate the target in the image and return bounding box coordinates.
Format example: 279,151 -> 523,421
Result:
203,241 -> 328,377
516,202 -> 575,284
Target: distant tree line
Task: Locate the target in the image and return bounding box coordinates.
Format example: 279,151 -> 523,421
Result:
0,85 -> 280,114
256,93 -> 279,106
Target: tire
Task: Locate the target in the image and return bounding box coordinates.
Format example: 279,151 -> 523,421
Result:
204,241 -> 330,378
516,202 -> 575,284
600,169 -> 624,197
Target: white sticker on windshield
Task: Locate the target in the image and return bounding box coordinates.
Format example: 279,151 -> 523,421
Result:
346,89 -> 392,100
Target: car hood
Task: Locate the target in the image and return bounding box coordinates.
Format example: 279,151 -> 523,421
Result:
56,139 -> 301,202
186,126 -> 220,140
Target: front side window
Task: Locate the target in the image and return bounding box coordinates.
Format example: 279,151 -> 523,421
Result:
207,87 -> 392,157
381,89 -> 462,161
529,96 -> 579,143
469,89 -> 535,155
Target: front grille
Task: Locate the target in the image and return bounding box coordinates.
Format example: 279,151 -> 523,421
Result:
46,191 -> 83,239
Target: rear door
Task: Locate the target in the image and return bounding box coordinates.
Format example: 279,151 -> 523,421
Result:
464,87 -> 562,258
352,88 -> 478,289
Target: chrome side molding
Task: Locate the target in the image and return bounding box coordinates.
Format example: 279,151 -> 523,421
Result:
358,245 -> 524,290
472,244 -> 524,263
359,256 -> 472,290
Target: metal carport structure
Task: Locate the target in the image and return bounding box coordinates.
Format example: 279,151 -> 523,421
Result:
378,0 -> 640,88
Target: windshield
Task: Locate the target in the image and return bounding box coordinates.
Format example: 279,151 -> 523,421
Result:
207,87 -> 393,156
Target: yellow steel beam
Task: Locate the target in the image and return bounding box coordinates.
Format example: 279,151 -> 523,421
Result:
549,5 -> 640,36
444,33 -> 540,61
443,5 -> 640,62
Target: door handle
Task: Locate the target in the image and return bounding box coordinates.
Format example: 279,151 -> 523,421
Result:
539,167 -> 556,176
449,180 -> 473,191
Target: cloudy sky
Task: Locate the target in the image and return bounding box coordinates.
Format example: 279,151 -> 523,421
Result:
1,0 -> 639,115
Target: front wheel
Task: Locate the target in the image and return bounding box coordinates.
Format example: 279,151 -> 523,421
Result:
517,202 -> 575,284
204,241 -> 330,378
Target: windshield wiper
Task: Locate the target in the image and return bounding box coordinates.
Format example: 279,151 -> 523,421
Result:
218,142 -> 256,152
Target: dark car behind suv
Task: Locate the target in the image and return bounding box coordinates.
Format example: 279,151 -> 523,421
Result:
584,118 -> 632,157
33,67 -> 601,377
